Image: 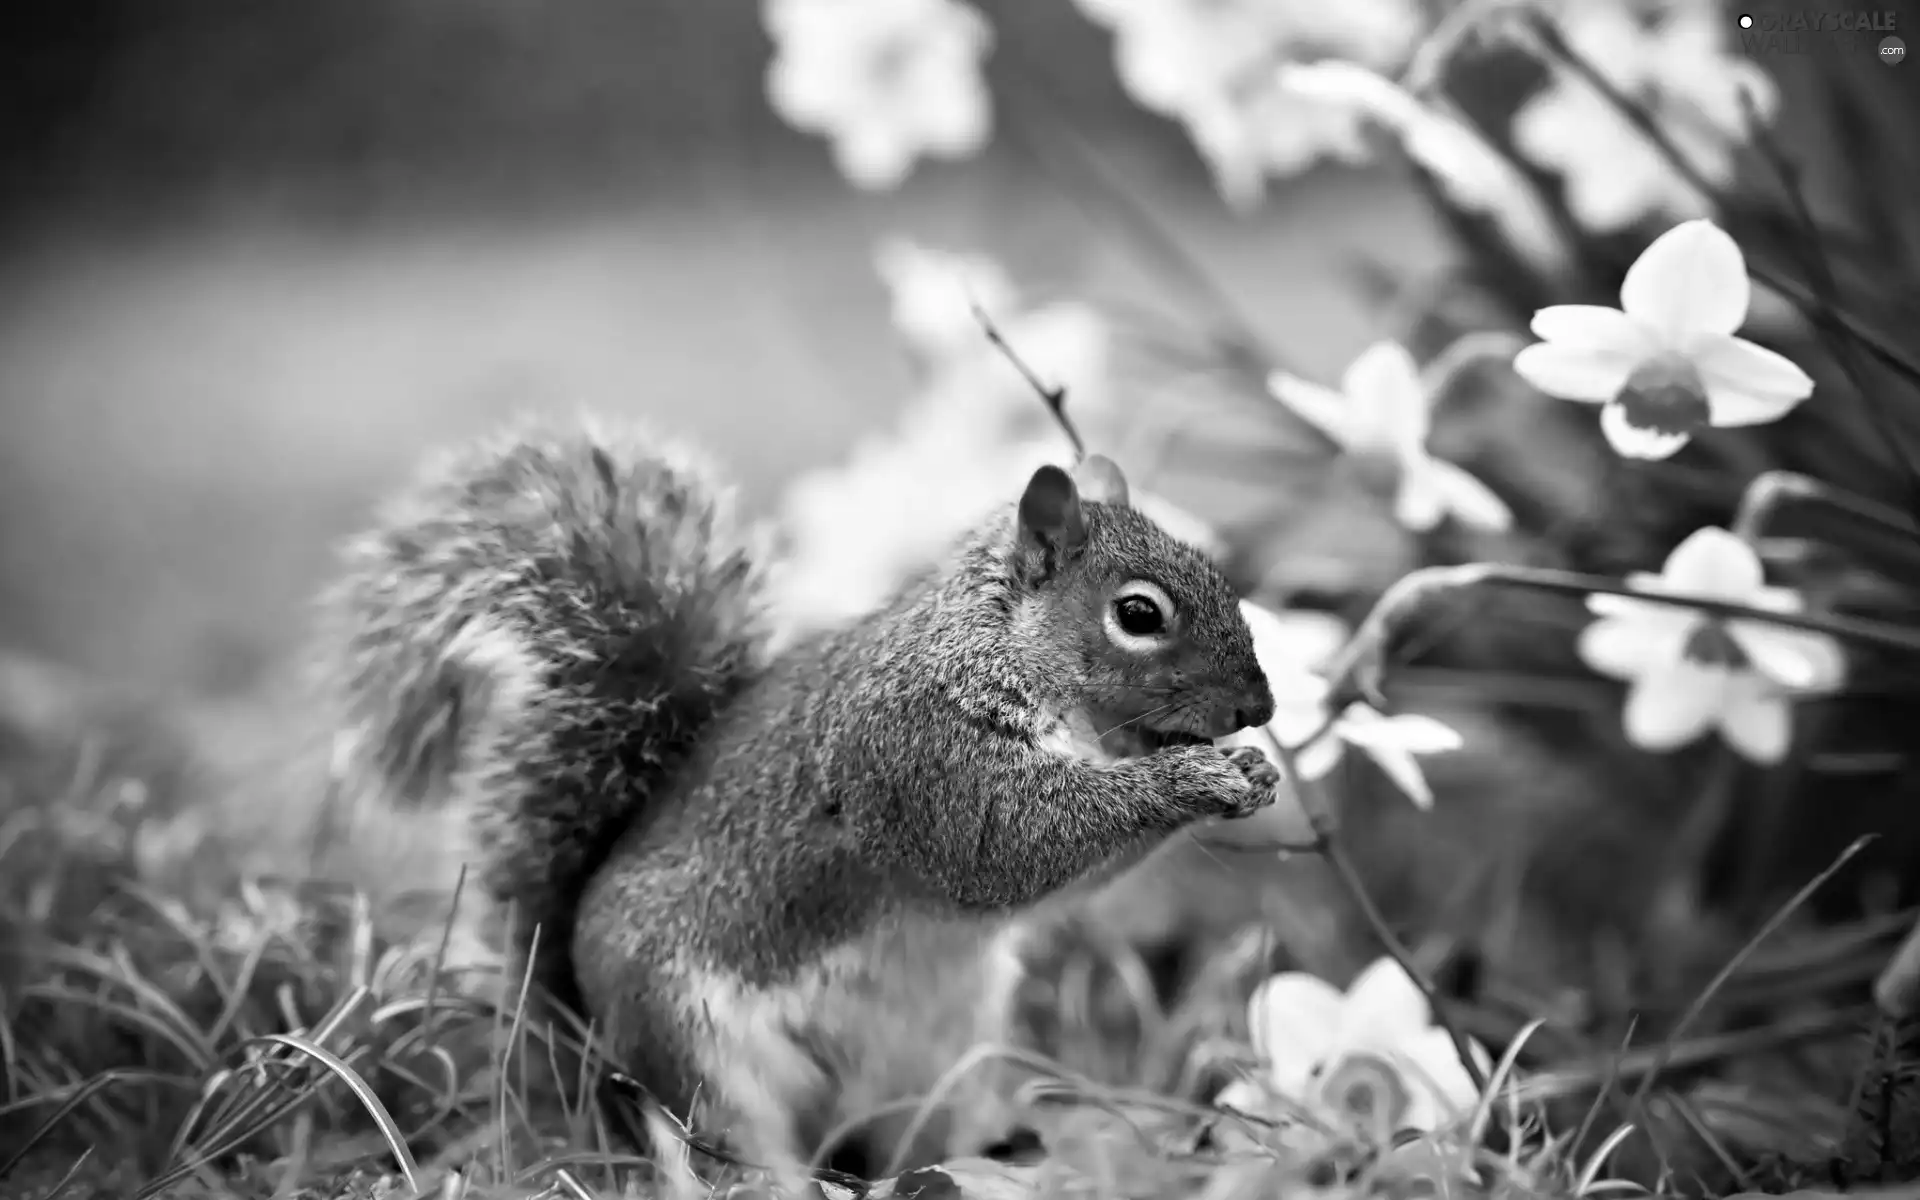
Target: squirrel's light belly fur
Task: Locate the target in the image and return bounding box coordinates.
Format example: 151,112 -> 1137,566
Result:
315,417 -> 1280,1181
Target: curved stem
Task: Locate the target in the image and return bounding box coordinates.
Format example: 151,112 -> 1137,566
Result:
1418,330 -> 1531,401
1256,726 -> 1491,1097
1323,561 -> 1920,707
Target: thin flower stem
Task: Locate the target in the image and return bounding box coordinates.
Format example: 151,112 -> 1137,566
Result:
1648,747 -> 1743,946
1255,726 -> 1491,1097
1417,330 -> 1531,401
1732,470 -> 1920,544
1324,562 -> 1920,707
1519,11 -> 1920,389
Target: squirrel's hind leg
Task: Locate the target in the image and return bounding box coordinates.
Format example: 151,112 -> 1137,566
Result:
677,965 -> 841,1190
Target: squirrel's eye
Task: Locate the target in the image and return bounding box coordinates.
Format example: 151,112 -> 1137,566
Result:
1113,596 -> 1165,636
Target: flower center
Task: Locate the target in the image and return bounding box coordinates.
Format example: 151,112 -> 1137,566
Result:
1614,352 -> 1711,440
1314,1051 -> 1413,1141
870,35 -> 920,90
1344,446 -> 1405,496
1682,619 -> 1749,669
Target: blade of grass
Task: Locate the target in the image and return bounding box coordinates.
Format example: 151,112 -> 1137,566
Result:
1625,836 -> 1872,1115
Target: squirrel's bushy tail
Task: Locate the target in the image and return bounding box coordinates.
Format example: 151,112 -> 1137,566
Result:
313,416 -> 771,1007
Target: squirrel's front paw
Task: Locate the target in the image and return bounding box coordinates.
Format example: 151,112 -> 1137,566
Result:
1215,746 -> 1281,819
1170,745 -> 1279,821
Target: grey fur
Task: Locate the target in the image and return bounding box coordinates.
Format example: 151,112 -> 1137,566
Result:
317,418 -> 1279,1173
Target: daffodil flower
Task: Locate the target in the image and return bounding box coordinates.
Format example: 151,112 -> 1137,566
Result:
1219,600 -> 1346,769
1071,0 -> 1419,207
1216,958 -> 1491,1145
1578,527 -> 1846,764
1221,602 -> 1463,809
1269,341 -> 1513,534
1512,219 -> 1814,460
1511,4 -> 1777,234
764,0 -> 993,191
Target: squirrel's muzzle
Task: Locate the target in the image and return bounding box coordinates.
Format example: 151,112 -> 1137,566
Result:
1189,677 -> 1275,739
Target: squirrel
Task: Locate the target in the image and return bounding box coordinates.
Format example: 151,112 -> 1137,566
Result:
311,415 -> 1281,1182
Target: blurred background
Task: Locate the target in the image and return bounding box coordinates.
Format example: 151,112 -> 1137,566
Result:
0,0 -> 1446,695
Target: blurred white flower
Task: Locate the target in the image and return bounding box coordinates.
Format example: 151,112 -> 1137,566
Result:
1185,82 -> 1376,209
873,238 -> 1019,361
1223,600 -> 1347,761
1221,603 -> 1459,808
1511,4 -> 1777,233
1512,219 -> 1814,459
1578,527 -> 1846,764
1269,341 -> 1513,533
1276,61 -> 1567,274
909,300 -> 1114,444
776,287 -> 1113,637
1217,957 -> 1490,1144
776,436 -> 1068,634
1317,702 -> 1463,810
1134,491 -> 1227,557
764,0 -> 993,190
1072,0 -> 1422,207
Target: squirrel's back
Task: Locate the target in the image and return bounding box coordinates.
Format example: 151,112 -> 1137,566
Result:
311,416 -> 772,1004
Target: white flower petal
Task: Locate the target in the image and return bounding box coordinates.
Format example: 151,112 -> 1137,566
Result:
1530,305 -> 1657,355
912,77 -> 992,158
1294,730 -> 1345,780
1622,658 -> 1727,751
1727,620 -> 1847,693
1375,713 -> 1467,756
1339,959 -> 1434,1045
1391,462 -> 1447,533
1214,1077 -> 1271,1116
1620,219 -> 1752,339
835,123 -> 916,191
1716,673 -> 1792,764
1340,341 -> 1429,449
1240,602 -> 1339,682
1578,613 -> 1692,680
1512,343 -> 1636,404
1249,972 -> 1348,1097
1254,609 -> 1351,674
1600,399 -> 1693,460
1587,586 -> 1693,622
1393,1027 -> 1488,1127
1659,526 -> 1765,599
1268,371 -> 1361,446
1336,709 -> 1452,807
874,238 -> 1017,357
1365,742 -> 1438,808
1687,333 -> 1815,427
1416,456 -> 1513,533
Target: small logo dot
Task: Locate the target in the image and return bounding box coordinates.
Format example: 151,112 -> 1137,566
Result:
1738,13 -> 1754,28
1883,35 -> 1907,65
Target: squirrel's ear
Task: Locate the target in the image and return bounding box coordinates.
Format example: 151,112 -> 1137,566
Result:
1073,454 -> 1130,507
1015,464 -> 1088,579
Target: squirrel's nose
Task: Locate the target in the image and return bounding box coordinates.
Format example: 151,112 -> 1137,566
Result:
1234,684 -> 1276,731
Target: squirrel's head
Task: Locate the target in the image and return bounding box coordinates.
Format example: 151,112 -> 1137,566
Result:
1002,456 -> 1275,751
